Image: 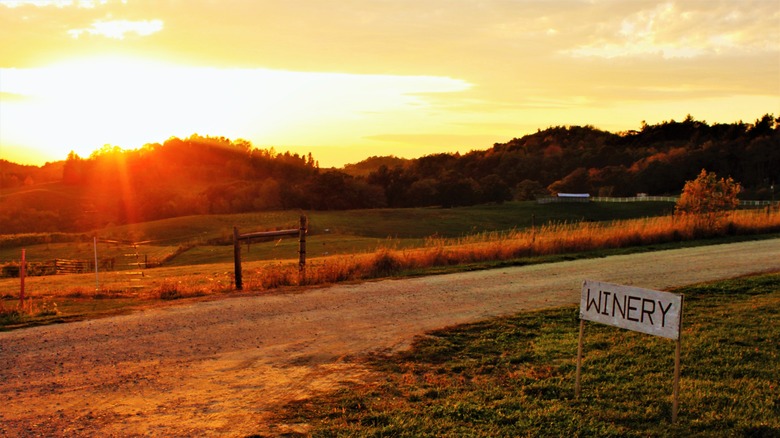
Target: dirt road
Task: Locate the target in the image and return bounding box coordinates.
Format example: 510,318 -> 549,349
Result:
1,238 -> 779,437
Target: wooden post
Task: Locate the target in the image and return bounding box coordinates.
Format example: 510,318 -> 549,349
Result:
575,318 -> 584,398
20,249 -> 26,306
298,215 -> 307,284
93,237 -> 100,291
672,295 -> 684,424
233,226 -> 243,290
531,213 -> 536,244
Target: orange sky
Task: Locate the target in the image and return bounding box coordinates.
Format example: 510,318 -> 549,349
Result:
1,0 -> 778,168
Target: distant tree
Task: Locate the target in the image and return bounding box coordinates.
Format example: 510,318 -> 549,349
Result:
479,175 -> 512,204
547,167 -> 591,195
62,151 -> 85,185
405,178 -> 438,207
514,180 -> 548,201
437,175 -> 479,208
675,169 -> 741,232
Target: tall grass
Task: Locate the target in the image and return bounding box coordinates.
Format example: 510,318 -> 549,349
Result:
238,209 -> 780,291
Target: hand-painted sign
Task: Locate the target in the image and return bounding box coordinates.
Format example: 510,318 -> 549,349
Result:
580,280 -> 683,340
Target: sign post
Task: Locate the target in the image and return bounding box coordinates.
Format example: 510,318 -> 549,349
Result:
576,280 -> 684,423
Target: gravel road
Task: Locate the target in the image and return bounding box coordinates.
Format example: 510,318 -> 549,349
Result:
1,238 -> 779,437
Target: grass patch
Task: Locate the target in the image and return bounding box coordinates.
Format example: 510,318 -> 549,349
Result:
274,272 -> 780,437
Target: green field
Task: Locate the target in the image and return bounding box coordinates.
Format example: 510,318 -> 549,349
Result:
273,273 -> 780,437
1,201 -> 675,268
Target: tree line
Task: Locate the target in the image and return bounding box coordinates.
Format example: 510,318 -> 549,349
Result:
364,114 -> 778,208
0,114 -> 777,233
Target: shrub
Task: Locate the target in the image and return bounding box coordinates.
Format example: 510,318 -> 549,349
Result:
675,169 -> 741,233
157,282 -> 183,300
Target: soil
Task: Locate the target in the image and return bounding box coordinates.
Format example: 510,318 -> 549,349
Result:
1,238 -> 779,437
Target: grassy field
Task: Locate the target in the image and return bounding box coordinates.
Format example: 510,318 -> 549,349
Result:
273,273 -> 780,437
1,201 -> 676,266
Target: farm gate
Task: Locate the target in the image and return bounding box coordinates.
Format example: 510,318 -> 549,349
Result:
233,215 -> 307,290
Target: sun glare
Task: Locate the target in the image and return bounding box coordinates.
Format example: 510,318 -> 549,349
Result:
1,55 -> 471,165
68,19 -> 164,40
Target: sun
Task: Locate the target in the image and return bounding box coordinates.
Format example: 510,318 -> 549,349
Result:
1,55 -> 190,162
2,54 -> 289,163
1,54 -> 471,166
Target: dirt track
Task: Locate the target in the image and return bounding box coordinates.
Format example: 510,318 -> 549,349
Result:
1,238 -> 779,437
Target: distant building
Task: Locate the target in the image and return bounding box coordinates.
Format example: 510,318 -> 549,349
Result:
557,193 -> 590,200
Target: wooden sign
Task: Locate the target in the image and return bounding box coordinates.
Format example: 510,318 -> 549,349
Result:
576,280 -> 685,423
580,280 -> 683,340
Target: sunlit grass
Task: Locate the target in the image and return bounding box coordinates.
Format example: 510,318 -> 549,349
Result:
259,209 -> 780,288
273,272 -> 780,436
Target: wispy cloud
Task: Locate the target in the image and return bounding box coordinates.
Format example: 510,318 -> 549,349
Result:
565,1 -> 780,59
0,0 -> 110,8
68,19 -> 163,39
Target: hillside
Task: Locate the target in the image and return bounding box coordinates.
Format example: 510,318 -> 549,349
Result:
1,114 -> 777,234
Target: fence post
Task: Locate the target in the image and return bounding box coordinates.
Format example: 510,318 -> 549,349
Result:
93,237 -> 100,291
298,215 -> 307,284
20,249 -> 26,307
233,226 -> 243,290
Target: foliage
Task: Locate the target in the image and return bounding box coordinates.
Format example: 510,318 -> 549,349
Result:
2,114 -> 778,233
273,273 -> 780,437
675,169 -> 741,214
675,169 -> 742,232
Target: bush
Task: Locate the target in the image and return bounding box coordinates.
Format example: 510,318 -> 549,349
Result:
157,282 -> 183,300
675,169 -> 741,232
1,263 -> 20,278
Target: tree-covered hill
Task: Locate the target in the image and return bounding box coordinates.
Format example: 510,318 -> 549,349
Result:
1,114 -> 777,233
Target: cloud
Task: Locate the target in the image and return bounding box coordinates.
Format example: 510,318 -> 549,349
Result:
68,19 -> 163,39
0,0 -> 110,8
564,1 -> 780,59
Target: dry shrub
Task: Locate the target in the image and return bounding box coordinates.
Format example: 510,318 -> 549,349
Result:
0,300 -> 23,324
368,249 -> 403,277
155,281 -> 206,300
248,264 -> 299,289
306,255 -> 366,285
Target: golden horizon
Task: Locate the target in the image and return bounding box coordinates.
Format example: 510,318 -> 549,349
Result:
2,1 -> 778,168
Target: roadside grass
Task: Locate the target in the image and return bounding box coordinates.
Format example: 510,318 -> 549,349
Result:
274,272 -> 780,437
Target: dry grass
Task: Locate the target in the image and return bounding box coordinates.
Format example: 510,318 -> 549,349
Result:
237,209 -> 780,291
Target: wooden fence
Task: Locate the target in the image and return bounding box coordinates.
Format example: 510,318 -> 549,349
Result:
55,259 -> 91,275
233,215 -> 307,290
540,195 -> 774,206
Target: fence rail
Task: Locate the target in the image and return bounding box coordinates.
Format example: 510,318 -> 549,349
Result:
539,196 -> 774,206
591,196 -> 679,203
55,258 -> 91,275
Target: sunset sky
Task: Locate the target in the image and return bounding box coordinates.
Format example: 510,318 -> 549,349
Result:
1,0 -> 778,168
